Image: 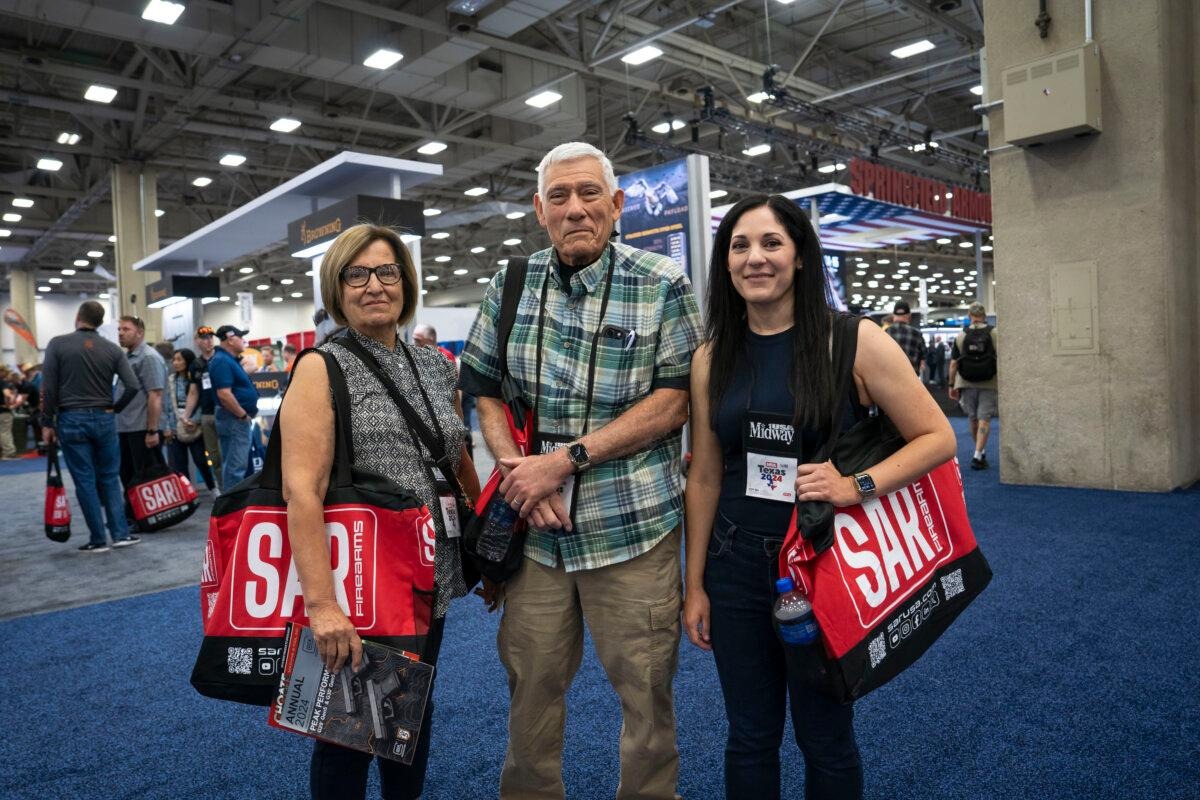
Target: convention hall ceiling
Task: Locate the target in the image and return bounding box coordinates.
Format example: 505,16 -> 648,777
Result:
0,0 -> 991,309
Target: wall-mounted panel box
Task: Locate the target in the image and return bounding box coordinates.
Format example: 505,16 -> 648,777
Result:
1003,44 -> 1101,147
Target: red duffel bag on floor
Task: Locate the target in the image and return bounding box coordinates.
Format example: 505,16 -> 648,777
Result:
778,315 -> 992,703
126,461 -> 200,532
191,348 -> 437,706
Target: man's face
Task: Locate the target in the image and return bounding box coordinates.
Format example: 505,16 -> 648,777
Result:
117,320 -> 143,349
533,157 -> 624,267
195,334 -> 215,355
413,331 -> 434,348
222,333 -> 245,355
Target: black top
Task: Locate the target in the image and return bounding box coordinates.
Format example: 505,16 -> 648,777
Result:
188,354 -> 216,414
713,326 -> 863,537
41,328 -> 139,419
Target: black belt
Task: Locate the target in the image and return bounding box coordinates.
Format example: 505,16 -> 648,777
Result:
59,404 -> 114,411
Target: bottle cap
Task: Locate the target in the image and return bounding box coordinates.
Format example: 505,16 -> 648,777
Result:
775,577 -> 795,594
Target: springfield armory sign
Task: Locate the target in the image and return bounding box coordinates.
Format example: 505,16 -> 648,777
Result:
287,196 -> 426,254
849,159 -> 992,225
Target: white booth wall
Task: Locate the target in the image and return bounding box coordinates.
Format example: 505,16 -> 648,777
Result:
0,293 -> 119,365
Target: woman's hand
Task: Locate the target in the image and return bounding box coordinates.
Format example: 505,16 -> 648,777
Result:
795,460 -> 860,507
307,602 -> 362,672
474,578 -> 504,613
682,586 -> 712,651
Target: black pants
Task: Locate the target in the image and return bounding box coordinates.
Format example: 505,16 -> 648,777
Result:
168,437 -> 216,489
310,615 -> 446,800
118,430 -> 162,489
705,515 -> 863,800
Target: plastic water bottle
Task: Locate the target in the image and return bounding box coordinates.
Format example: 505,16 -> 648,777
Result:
774,577 -> 819,645
475,496 -> 519,561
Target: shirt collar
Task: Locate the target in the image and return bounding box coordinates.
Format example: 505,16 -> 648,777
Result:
548,243 -> 613,297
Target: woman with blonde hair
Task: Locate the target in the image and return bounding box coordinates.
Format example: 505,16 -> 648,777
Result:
280,223 -> 480,799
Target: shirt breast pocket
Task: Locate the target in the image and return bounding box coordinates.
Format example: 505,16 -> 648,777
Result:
585,330 -> 655,412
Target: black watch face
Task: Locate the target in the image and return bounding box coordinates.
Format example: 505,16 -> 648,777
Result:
569,443 -> 588,464
857,474 -> 876,494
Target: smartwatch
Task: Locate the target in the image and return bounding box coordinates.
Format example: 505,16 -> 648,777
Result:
567,441 -> 592,472
145,429 -> 159,436
852,472 -> 877,500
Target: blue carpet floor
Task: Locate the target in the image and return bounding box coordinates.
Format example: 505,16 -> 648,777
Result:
1,419 -> 1197,799
0,452 -> 46,476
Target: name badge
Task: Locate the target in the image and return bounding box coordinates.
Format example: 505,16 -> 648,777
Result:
439,494 -> 461,539
534,431 -> 576,522
201,375 -> 212,390
745,452 -> 798,503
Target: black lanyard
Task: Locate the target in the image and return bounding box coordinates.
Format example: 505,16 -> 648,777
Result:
532,247 -> 618,438
396,341 -> 446,446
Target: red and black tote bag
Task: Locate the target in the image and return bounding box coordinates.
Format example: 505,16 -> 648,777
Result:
191,349 -> 437,706
44,446 -> 71,542
126,460 -> 200,532
778,315 -> 992,703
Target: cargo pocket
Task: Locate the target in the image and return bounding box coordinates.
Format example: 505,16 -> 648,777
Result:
647,594 -> 682,686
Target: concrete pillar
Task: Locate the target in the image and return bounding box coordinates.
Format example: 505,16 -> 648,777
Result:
112,163 -> 162,341
7,267 -> 39,363
983,0 -> 1199,490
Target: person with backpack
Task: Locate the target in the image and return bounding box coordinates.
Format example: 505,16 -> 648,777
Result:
949,302 -> 998,470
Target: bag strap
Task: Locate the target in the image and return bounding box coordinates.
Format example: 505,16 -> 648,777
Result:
811,314 -> 863,463
47,443 -> 61,480
332,336 -> 467,500
497,256 -> 530,420
259,348 -> 355,491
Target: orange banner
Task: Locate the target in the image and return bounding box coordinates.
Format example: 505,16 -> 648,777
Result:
3,307 -> 37,349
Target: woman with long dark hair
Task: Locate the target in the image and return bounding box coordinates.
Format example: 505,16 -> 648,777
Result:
164,348 -> 216,491
683,195 -> 955,799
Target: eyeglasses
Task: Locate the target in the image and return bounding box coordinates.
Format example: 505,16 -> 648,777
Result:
339,263 -> 403,288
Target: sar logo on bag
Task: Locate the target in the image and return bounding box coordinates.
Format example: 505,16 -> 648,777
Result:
416,509 -> 436,568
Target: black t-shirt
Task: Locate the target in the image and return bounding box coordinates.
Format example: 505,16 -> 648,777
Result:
188,355 -> 216,414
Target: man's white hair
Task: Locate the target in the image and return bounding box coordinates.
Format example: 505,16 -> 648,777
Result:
536,142 -> 618,201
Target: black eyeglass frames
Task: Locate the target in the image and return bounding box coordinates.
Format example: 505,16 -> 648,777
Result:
339,263 -> 403,288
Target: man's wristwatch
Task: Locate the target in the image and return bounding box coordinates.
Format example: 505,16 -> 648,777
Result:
146,429 -> 159,437
567,441 -> 592,472
852,472 -> 877,500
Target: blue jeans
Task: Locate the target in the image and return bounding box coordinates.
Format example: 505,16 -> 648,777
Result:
56,409 -> 131,545
214,410 -> 251,491
704,515 -> 863,800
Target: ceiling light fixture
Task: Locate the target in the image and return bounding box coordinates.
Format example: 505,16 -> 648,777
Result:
464,186 -> 488,197
423,208 -> 442,217
291,291 -> 303,298
505,211 -> 526,220
453,268 -> 470,276
497,258 -> 509,266
742,143 -> 771,157
470,246 -> 485,254
503,238 -> 521,246
271,296 -> 284,303
621,45 -> 663,66
981,245 -> 994,252
2,213 -> 20,223
37,157 -> 63,171
192,176 -> 212,187
417,141 -> 447,155
219,153 -> 246,167
239,266 -> 254,274
425,274 -> 439,282
256,284 -> 270,291
57,132 -> 81,145
958,241 -> 974,248
280,278 -> 294,285
970,85 -> 984,96
270,117 -> 302,133
87,250 -> 104,258
62,269 -> 76,276
476,277 -> 489,284
74,259 -> 89,267
38,286 -> 51,293
142,0 -> 185,24
431,231 -> 450,239
936,237 -> 952,245
84,84 -> 118,104
525,90 -> 562,108
710,189 -> 728,199
891,40 -> 936,59
48,277 -> 63,284
746,91 -> 769,103
363,49 -> 404,70
11,198 -> 34,208
435,255 -> 451,263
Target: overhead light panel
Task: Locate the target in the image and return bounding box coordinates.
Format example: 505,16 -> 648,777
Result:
87,250 -> 104,258
219,153 -> 246,167
423,208 -> 442,217
108,234 -> 117,243
417,141 -> 447,155
256,284 -> 270,291
280,278 -> 294,285
37,286 -> 51,293
269,117 -> 302,133
621,45 -> 663,66
363,48 -> 404,70
936,237 -> 952,245
12,198 -> 34,208
464,186 -> 488,197
57,132 -> 81,145
746,92 -> 769,104
503,238 -> 521,246
271,297 -> 283,303
710,189 -> 728,199
817,162 -> 846,174
742,143 -> 771,157
970,85 -> 983,96
290,291 -> 303,298
84,84 -> 118,104
37,157 -> 63,171
497,258 -> 509,266
239,267 -> 255,274
431,231 -> 450,239
192,176 -> 212,187
142,0 -> 185,24
476,277 -> 489,284
981,245 -> 994,252
435,255 -> 451,263
155,208 -> 165,217
890,40 -> 936,59
505,211 -> 526,220
525,90 -> 562,108
49,277 -> 63,284
470,246 -> 486,254
958,241 -> 974,248
62,269 -> 76,276
74,259 -> 89,267
2,213 -> 20,223
425,274 -> 439,282
453,268 -> 470,276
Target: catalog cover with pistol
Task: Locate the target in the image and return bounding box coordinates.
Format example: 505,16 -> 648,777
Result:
269,623 -> 434,764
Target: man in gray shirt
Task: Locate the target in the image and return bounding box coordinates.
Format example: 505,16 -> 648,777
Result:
115,315 -> 166,490
42,300 -> 141,552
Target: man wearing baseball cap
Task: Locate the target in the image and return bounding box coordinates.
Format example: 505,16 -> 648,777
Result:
185,325 -> 223,488
885,300 -> 927,376
208,325 -> 259,489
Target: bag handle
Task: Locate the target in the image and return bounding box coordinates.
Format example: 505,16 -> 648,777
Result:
47,443 -> 61,480
259,348 -> 355,491
497,256 -> 530,421
332,336 -> 467,501
809,313 -> 864,465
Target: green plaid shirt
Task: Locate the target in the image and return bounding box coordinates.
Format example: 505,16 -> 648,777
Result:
460,242 -> 702,572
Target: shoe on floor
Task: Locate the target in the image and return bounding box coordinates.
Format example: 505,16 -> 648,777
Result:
970,456 -> 988,470
78,542 -> 111,553
112,535 -> 141,548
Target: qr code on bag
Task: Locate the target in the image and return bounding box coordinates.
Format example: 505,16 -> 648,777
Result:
868,634 -> 887,669
227,646 -> 253,675
941,569 -> 965,600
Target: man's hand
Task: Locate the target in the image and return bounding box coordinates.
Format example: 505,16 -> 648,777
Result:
948,386 -> 960,401
498,451 -> 574,516
528,494 -> 572,532
144,431 -> 161,448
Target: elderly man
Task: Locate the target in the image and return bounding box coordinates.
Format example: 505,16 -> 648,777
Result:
460,141 -> 702,800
